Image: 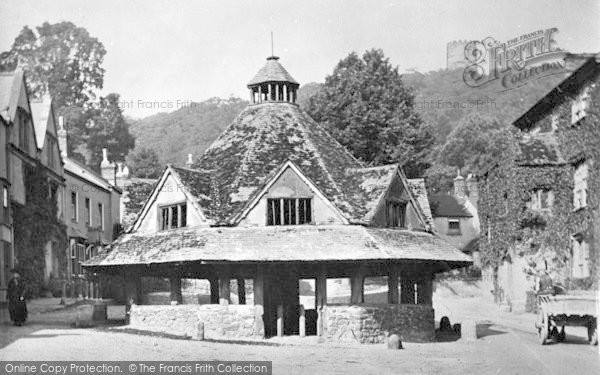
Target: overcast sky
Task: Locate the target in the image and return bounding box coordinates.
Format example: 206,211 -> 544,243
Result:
1,0 -> 599,118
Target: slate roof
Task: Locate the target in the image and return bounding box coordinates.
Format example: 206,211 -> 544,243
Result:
64,157 -> 121,193
84,225 -> 471,268
516,133 -> 566,166
247,57 -> 299,86
429,194 -> 472,218
186,102 -> 422,225
407,178 -> 434,225
0,70 -> 25,122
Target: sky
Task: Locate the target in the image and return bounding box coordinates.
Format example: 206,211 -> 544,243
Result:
1,0 -> 599,118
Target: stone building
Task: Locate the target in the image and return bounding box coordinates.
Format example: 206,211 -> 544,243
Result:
85,55 -> 471,343
429,172 -> 480,267
480,54 -> 600,312
57,121 -> 122,298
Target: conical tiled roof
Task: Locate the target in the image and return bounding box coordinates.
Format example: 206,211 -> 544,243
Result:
247,56 -> 299,86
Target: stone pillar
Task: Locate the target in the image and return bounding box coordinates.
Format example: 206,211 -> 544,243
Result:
249,89 -> 254,103
316,266 -> 327,336
283,85 -> 288,102
277,304 -> 284,337
299,304 -> 306,337
267,83 -> 272,101
237,278 -> 246,304
400,277 -> 416,304
417,277 -> 433,305
258,86 -> 262,103
275,84 -> 280,101
388,267 -> 399,304
350,265 -> 365,304
254,269 -> 265,338
169,277 -> 182,305
219,276 -> 230,305
209,277 -> 219,304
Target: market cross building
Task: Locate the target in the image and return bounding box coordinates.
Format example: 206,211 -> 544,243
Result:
84,56 -> 471,343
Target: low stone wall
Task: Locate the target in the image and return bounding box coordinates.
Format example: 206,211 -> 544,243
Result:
128,304 -> 261,339
323,304 -> 435,343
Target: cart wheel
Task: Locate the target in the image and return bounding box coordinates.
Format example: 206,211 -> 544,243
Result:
538,311 -> 549,345
588,321 -> 598,346
557,327 -> 566,343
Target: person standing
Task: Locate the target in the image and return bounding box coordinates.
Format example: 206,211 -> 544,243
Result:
7,269 -> 27,326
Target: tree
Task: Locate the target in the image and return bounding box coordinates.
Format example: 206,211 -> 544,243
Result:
85,93 -> 135,168
306,49 -> 434,177
126,147 -> 162,179
0,22 -> 106,108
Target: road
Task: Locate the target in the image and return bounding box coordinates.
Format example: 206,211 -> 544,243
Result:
1,318 -> 598,375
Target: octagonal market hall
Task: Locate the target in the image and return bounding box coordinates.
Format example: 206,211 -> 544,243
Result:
84,55 -> 471,343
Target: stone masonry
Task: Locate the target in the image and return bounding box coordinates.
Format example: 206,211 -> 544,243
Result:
323,304 -> 435,343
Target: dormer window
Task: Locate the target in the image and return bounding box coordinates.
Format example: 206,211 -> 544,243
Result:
386,201 -> 406,228
571,86 -> 590,125
159,202 -> 187,231
267,198 -> 312,225
447,219 -> 461,235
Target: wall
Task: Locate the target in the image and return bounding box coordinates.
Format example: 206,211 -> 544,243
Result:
323,304 -> 435,343
370,174 -> 427,230
128,304 -> 261,339
433,216 -> 478,251
240,166 -> 344,226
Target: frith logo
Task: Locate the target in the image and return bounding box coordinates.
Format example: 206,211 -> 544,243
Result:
463,28 -> 567,91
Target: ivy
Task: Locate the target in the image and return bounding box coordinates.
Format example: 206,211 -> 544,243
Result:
12,163 -> 68,298
480,77 -> 600,289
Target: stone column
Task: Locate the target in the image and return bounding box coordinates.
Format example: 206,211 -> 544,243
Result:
237,278 -> 246,304
417,276 -> 433,305
219,276 -> 230,305
275,84 -> 280,101
209,277 -> 219,304
268,83 -> 272,101
388,267 -> 399,304
283,84 -> 288,102
400,277 -> 416,304
258,86 -> 262,103
254,268 -> 265,338
350,265 -> 365,304
316,265 -> 327,336
169,277 -> 182,305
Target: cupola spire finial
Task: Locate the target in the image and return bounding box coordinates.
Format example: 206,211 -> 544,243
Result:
270,31 -> 274,57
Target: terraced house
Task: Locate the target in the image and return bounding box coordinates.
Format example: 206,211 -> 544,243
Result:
84,55 -> 471,343
480,54 -> 600,312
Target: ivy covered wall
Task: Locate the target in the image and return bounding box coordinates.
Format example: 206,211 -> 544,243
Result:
13,164 -> 68,297
479,65 -> 599,294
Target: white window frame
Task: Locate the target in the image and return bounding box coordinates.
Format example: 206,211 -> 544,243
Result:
85,197 -> 92,226
573,163 -> 588,210
530,189 -> 553,211
98,202 -> 104,231
158,202 -> 187,231
447,219 -> 461,235
571,235 -> 590,278
71,191 -> 78,222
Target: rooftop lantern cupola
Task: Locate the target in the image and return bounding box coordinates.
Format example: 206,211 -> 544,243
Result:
247,56 -> 299,105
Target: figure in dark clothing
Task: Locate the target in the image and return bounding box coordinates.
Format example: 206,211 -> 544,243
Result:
7,269 -> 27,326
538,271 -> 554,295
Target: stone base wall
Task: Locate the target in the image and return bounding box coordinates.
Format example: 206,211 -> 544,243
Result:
128,304 -> 261,339
323,304 -> 435,343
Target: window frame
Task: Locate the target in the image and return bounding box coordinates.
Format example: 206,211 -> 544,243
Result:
571,235 -> 590,278
266,197 -> 313,226
1,183 -> 9,224
158,202 -> 188,231
447,219 -> 461,235
85,197 -> 91,226
573,162 -> 589,210
385,200 -> 407,228
71,191 -> 78,222
98,202 -> 104,231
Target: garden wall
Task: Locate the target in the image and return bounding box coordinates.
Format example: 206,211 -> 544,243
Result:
323,304 -> 435,343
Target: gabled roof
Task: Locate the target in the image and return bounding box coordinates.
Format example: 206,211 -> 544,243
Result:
0,69 -> 30,123
64,157 -> 121,194
30,98 -> 55,150
407,178 -> 434,225
247,56 -> 299,86
429,194 -> 472,218
84,225 -> 472,269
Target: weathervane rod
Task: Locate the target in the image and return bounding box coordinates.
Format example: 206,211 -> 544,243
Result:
271,31 -> 274,56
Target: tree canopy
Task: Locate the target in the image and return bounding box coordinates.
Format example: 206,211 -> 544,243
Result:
305,49 -> 434,177
126,147 -> 163,179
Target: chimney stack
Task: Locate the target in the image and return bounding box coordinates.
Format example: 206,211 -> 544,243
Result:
453,169 -> 466,198
100,148 -> 116,185
57,116 -> 67,158
186,153 -> 193,168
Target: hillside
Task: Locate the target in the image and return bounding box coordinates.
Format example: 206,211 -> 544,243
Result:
129,97 -> 248,166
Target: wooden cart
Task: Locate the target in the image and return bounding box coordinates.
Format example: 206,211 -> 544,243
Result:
535,294 -> 598,345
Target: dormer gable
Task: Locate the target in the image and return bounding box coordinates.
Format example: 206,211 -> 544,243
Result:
131,165 -> 209,234
236,160 -> 348,226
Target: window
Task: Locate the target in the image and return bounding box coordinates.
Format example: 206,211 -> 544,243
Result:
267,198 -> 312,225
386,201 -> 406,227
47,136 -> 56,169
71,191 -> 78,222
573,162 -> 589,209
530,189 -> 554,211
18,110 -> 29,150
571,86 -> 590,125
447,219 -> 461,235
98,203 -> 104,231
1,184 -> 9,224
71,243 -> 86,276
571,235 -> 590,278
0,241 -> 11,287
85,198 -> 91,226
159,203 -> 187,231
